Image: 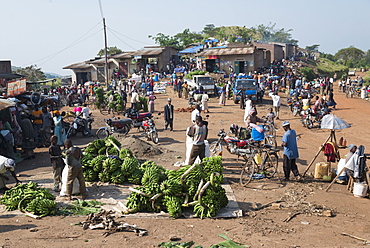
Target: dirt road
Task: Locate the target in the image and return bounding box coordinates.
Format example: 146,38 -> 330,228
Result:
1,83 -> 369,248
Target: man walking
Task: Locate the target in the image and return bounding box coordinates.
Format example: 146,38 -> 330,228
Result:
281,121 -> 301,181
271,92 -> 281,119
187,116 -> 208,165
164,98 -> 174,131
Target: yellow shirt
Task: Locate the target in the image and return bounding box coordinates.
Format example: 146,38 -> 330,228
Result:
32,110 -> 43,125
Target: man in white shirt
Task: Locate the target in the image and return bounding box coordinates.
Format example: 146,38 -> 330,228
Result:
191,104 -> 201,123
271,92 -> 281,119
81,104 -> 89,119
130,90 -> 140,109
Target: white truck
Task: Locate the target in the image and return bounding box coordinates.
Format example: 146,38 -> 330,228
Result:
185,75 -> 215,95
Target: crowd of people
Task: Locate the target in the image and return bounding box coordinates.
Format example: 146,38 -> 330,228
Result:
0,54 -> 367,197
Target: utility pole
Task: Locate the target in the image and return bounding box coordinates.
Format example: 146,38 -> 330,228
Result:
103,18 -> 109,86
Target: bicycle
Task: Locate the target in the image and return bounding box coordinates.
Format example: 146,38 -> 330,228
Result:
239,144 -> 280,186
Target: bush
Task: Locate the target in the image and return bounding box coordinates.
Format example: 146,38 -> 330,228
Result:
300,67 -> 316,81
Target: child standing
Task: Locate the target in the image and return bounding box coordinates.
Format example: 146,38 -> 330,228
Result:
49,135 -> 65,192
266,108 -> 276,127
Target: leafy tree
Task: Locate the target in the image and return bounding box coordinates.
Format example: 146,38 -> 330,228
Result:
202,24 -> 217,37
97,46 -> 123,57
334,46 -> 364,66
254,23 -> 298,45
228,26 -> 254,44
174,29 -> 203,48
305,44 -> 320,52
148,33 -> 181,49
15,65 -> 46,82
320,52 -> 335,62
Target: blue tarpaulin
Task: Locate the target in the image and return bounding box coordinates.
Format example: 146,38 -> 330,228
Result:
179,45 -> 204,54
204,39 -> 219,43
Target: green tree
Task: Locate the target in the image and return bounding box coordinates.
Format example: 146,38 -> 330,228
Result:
254,23 -> 298,45
15,65 -> 46,82
334,46 -> 364,66
201,24 -> 217,37
174,29 -> 203,48
229,26 -> 254,44
320,52 -> 335,62
148,33 -> 181,49
305,44 -> 320,52
97,46 -> 123,57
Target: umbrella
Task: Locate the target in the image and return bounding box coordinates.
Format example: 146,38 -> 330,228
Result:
0,99 -> 16,110
320,114 -> 350,130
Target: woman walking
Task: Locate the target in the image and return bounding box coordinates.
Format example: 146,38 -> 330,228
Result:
219,85 -> 226,106
327,89 -> 337,109
53,111 -> 66,146
201,93 -> 209,113
148,92 -> 156,113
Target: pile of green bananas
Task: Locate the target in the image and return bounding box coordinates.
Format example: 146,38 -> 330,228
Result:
125,156 -> 228,219
0,181 -> 56,216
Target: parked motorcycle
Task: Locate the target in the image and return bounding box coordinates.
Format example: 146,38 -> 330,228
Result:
209,127 -> 252,156
142,117 -> 159,144
124,108 -> 152,130
300,108 -> 314,129
96,117 -> 132,139
66,115 -> 94,138
291,99 -> 302,116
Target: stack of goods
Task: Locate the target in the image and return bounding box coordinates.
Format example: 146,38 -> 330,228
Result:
82,137 -> 228,219
0,181 -> 57,217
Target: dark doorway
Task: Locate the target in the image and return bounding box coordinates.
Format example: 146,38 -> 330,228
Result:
205,59 -> 216,72
76,72 -> 91,85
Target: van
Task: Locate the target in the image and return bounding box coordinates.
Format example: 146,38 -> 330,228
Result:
232,78 -> 258,104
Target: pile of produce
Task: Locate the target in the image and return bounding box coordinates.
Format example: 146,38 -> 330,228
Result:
82,137 -> 143,184
126,156 -> 228,219
0,181 -> 56,217
94,87 -> 105,109
82,137 -> 228,218
105,90 -> 126,112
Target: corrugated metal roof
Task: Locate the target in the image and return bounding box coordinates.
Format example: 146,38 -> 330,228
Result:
0,73 -> 25,79
132,46 -> 165,56
87,58 -> 115,64
111,52 -> 135,59
197,47 -> 254,56
63,62 -> 91,69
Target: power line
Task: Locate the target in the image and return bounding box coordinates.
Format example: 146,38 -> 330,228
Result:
107,28 -> 138,50
38,29 -> 103,67
108,27 -> 151,45
22,22 -> 102,67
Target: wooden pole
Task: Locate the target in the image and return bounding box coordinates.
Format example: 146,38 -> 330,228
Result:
302,132 -> 332,177
325,167 -> 345,192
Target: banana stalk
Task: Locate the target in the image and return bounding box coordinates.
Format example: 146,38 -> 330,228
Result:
128,187 -> 151,197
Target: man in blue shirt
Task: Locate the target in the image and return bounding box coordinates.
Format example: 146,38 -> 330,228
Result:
281,121 -> 301,181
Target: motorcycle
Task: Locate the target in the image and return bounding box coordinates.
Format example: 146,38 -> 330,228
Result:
300,108 -> 314,129
66,115 -> 94,138
96,117 -> 132,139
291,99 -> 302,116
142,117 -> 159,144
124,108 -> 152,130
209,127 -> 252,157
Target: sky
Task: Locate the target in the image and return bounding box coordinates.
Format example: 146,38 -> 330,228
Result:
1,0 -> 369,76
